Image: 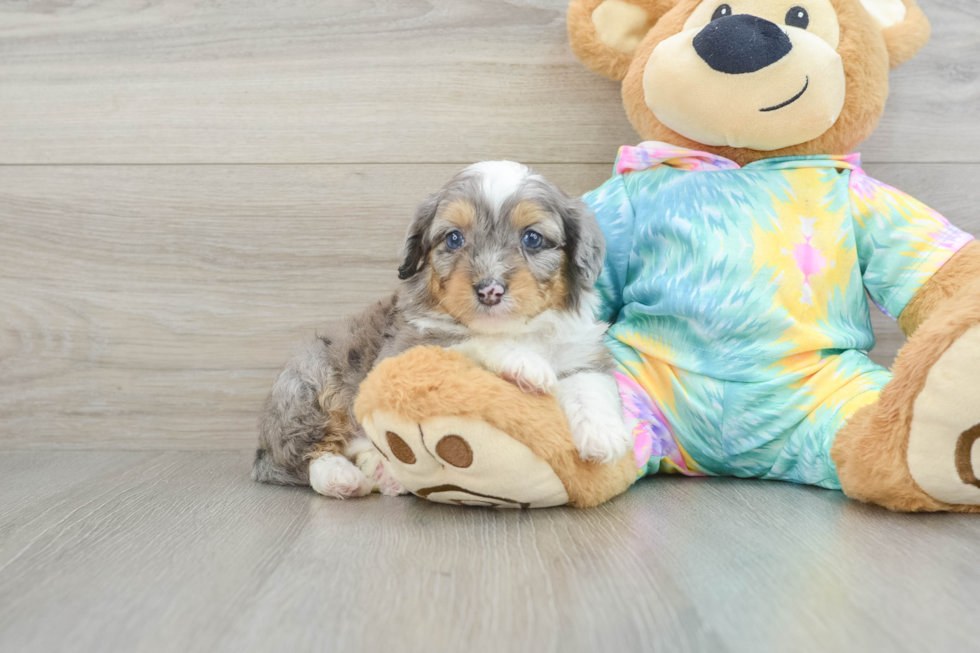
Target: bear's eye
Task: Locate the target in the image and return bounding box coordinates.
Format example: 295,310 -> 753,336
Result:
786,6 -> 809,29
446,230 -> 465,250
711,4 -> 732,21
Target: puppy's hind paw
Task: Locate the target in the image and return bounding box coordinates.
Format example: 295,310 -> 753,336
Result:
353,445 -> 408,497
309,453 -> 372,499
369,458 -> 408,497
376,467 -> 408,497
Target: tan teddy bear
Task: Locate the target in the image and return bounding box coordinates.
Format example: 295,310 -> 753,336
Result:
356,0 -> 980,511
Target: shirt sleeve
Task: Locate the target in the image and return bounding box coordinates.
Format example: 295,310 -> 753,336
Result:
582,173 -> 637,324
849,169 -> 975,319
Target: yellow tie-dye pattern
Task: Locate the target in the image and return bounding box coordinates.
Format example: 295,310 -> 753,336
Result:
791,354 -> 882,424
618,332 -> 680,414
616,338 -> 705,475
750,170 -> 855,354
767,351 -> 826,391
659,443 -> 702,475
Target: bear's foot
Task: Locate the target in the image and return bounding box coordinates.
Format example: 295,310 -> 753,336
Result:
363,413 -> 571,509
906,323 -> 980,506
353,346 -> 638,509
834,278 -> 980,512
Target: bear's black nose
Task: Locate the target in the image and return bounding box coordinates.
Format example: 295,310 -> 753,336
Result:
693,14 -> 793,75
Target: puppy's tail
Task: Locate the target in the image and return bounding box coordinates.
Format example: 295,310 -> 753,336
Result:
251,448 -> 308,486
252,336 -> 336,487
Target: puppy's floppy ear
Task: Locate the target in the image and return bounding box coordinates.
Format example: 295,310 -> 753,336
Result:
567,0 -> 677,80
398,191 -> 441,280
858,0 -> 930,68
560,195 -> 605,291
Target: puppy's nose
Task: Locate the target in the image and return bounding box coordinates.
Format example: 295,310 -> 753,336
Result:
694,14 -> 792,75
475,279 -> 506,306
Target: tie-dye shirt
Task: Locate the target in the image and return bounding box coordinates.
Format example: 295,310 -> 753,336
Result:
585,142 -> 974,482
587,142 -> 974,381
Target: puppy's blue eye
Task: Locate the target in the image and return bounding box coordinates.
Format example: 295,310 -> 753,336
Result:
522,230 -> 543,249
445,230 -> 464,250
711,4 -> 732,21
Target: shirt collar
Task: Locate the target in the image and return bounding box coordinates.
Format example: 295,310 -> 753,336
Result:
614,141 -> 863,175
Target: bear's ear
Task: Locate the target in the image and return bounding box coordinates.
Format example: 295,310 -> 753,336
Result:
859,0 -> 931,68
567,0 -> 677,80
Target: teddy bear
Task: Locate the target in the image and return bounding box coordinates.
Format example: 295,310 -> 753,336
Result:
355,0 -> 980,511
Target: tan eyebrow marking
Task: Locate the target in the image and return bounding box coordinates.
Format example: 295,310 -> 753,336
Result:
510,200 -> 551,230
439,198 -> 476,229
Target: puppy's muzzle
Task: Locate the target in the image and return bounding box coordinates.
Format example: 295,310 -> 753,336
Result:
475,279 -> 507,307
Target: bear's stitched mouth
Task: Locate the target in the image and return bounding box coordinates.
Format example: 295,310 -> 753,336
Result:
760,76 -> 810,113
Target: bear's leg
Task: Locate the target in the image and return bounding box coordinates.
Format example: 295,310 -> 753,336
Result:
832,277 -> 980,512
355,346 -> 638,508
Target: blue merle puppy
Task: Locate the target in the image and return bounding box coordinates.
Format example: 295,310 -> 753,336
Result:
253,161 -> 631,498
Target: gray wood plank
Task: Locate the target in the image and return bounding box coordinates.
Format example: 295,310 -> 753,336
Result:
0,451 -> 313,653
1,451 -> 979,653
0,0 -> 977,164
0,163 -> 610,450
1,163 -> 977,450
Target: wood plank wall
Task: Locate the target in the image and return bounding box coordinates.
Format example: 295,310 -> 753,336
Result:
1,0 -> 978,449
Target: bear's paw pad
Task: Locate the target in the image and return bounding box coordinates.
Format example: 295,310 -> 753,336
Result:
361,411 -> 569,509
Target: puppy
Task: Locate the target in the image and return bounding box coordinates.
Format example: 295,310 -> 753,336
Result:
253,161 -> 631,499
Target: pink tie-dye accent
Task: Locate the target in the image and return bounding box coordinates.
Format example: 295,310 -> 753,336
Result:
633,428 -> 654,472
934,228 -> 975,253
615,142 -> 863,176
615,141 -> 739,175
615,372 -> 702,475
847,168 -> 880,203
793,238 -> 827,279
830,152 -> 862,170
792,233 -> 828,306
850,169 -> 904,206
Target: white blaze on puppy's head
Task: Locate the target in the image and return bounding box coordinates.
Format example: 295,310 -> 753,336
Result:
465,160 -> 532,212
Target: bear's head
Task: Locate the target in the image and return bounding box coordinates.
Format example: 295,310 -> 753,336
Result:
568,0 -> 930,165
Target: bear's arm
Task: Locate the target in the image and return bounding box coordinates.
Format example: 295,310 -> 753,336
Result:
848,169 -> 975,328
898,240 -> 980,336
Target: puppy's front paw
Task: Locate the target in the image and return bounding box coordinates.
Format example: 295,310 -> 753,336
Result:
558,373 -> 632,464
571,414 -> 631,464
498,350 -> 557,395
309,453 -> 372,499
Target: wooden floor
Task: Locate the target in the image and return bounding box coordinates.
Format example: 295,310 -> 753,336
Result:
1,450 -> 979,653
2,1 -> 980,651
